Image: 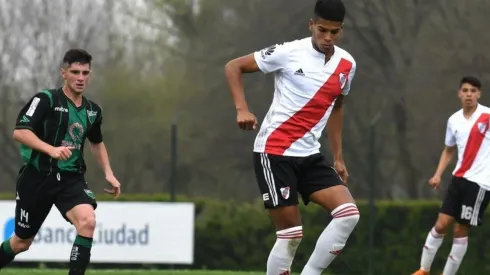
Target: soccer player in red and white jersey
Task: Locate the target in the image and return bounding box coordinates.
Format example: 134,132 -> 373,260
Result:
224,0 -> 359,274
412,76 -> 490,275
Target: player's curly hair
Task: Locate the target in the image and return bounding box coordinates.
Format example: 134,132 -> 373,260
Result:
62,49 -> 92,67
314,0 -> 346,23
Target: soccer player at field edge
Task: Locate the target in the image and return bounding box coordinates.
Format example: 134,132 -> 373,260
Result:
412,76 -> 490,275
224,0 -> 359,274
0,49 -> 121,275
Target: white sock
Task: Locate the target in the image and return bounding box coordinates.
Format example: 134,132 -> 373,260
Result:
420,227 -> 445,271
267,226 -> 303,275
300,203 -> 360,275
442,237 -> 468,275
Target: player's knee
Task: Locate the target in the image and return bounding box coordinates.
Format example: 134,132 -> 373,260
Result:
331,203 -> 360,230
76,213 -> 96,233
11,235 -> 34,254
434,217 -> 452,235
453,223 -> 469,238
276,226 -> 303,253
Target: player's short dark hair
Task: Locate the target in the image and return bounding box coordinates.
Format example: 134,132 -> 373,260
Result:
460,76 -> 482,89
62,49 -> 92,67
314,0 -> 346,23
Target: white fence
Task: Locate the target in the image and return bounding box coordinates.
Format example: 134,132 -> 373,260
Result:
0,201 -> 195,264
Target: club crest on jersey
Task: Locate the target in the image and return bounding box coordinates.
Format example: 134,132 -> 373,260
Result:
478,122 -> 488,134
339,73 -> 347,89
280,187 -> 290,200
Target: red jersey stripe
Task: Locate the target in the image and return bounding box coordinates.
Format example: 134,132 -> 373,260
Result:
264,58 -> 353,155
454,113 -> 490,177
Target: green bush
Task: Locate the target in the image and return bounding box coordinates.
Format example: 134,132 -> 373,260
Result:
193,199 -> 490,275
1,193 -> 488,274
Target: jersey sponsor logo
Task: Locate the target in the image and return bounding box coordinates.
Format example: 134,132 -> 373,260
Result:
54,106 -> 68,113
25,97 -> 41,116
61,122 -> 84,150
69,122 -> 84,143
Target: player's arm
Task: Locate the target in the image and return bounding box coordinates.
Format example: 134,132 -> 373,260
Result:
433,145 -> 456,178
13,92 -> 56,155
224,43 -> 291,112
87,113 -> 114,177
326,61 -> 356,162
88,113 -> 121,197
89,142 -> 114,176
224,54 -> 260,112
326,95 -> 345,162
433,119 -> 457,178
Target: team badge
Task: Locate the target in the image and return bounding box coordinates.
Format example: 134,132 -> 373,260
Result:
84,189 -> 95,199
280,187 -> 290,200
339,73 -> 347,89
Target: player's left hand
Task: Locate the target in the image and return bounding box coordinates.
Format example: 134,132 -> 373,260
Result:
104,173 -> 121,199
334,160 -> 349,184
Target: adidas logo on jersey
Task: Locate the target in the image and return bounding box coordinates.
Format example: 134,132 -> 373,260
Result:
294,68 -> 305,76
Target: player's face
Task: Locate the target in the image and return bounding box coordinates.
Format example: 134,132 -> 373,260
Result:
61,63 -> 91,94
458,83 -> 481,108
309,18 -> 343,53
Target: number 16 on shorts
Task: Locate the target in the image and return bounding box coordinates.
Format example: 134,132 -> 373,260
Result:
461,205 -> 473,220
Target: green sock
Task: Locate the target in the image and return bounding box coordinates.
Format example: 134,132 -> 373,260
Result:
0,238 -> 16,268
69,235 -> 93,275
1,239 -> 14,256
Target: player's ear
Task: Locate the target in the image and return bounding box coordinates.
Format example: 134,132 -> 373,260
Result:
308,18 -> 314,31
60,67 -> 65,80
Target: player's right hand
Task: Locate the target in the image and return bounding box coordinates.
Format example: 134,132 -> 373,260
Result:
237,110 -> 258,131
49,146 -> 75,161
428,176 -> 441,189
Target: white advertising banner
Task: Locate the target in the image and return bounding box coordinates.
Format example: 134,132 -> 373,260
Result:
0,201 -> 195,264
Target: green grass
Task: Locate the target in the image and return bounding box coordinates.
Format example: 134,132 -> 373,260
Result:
0,269 -> 268,275
0,269 -> 337,275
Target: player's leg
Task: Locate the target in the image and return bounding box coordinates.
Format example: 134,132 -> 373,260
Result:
412,177 -> 460,275
253,153 -> 302,275
441,178 -> 490,275
0,165 -> 53,268
297,154 -> 359,275
440,223 -> 469,275
55,174 -> 97,275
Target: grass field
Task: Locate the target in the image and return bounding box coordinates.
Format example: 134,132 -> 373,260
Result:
0,269 -> 270,275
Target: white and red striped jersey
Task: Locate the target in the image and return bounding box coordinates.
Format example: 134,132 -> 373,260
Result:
446,104 -> 490,190
252,37 -> 356,157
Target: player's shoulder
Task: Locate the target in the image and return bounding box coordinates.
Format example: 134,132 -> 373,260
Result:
30,88 -> 58,106
85,97 -> 102,112
264,38 -> 305,53
478,104 -> 490,112
334,45 -> 356,65
447,109 -> 463,124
